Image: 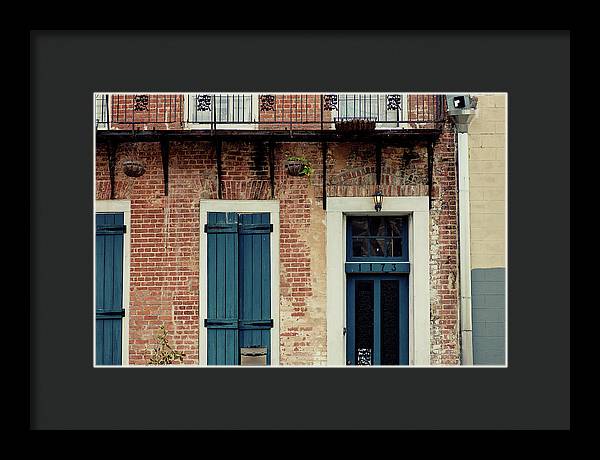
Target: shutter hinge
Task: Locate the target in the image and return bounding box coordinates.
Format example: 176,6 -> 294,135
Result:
96,224 -> 127,235
343,327 -> 347,336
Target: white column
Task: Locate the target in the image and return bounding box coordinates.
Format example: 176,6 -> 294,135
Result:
458,132 -> 474,365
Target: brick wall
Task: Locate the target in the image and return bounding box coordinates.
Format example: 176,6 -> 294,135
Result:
97,141 -> 215,364
406,94 -> 440,129
429,124 -> 460,364
95,116 -> 460,365
109,94 -> 184,131
258,94 -> 331,130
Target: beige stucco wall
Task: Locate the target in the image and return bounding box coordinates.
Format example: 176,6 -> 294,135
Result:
468,94 -> 507,269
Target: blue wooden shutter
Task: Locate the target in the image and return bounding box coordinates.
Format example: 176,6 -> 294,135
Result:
205,212 -> 272,365
96,213 -> 126,365
238,213 -> 272,365
205,212 -> 240,365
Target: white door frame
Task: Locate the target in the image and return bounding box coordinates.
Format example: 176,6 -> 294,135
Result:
95,199 -> 131,366
326,196 -> 431,366
198,199 -> 280,366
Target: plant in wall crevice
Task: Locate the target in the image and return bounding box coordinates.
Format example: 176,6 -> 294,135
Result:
146,324 -> 186,365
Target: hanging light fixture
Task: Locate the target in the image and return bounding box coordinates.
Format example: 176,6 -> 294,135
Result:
373,187 -> 383,212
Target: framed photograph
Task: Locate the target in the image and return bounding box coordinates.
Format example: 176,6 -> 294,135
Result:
31,30 -> 570,430
93,91 -> 507,369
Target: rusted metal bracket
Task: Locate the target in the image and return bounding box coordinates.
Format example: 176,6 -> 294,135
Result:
322,140 -> 328,210
107,139 -> 118,200
427,140 -> 434,209
268,140 -> 275,199
159,137 -> 170,196
215,137 -> 223,199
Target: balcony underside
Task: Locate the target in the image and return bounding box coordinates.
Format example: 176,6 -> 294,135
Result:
96,128 -> 442,144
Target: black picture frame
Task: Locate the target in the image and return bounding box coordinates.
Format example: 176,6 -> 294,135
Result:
30,30 -> 571,430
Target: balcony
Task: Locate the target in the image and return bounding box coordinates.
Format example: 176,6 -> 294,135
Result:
95,93 -> 447,140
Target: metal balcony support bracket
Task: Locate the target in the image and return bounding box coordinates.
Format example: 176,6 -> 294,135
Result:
427,140 -> 434,209
320,94 -> 324,132
322,140 -> 328,210
215,137 -> 223,199
107,139 -> 118,200
160,137 -> 170,196
211,95 -> 217,134
375,141 -> 382,186
268,140 -> 275,199
105,94 -> 110,129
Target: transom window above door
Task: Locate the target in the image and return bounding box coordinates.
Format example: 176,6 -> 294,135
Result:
347,216 -> 408,262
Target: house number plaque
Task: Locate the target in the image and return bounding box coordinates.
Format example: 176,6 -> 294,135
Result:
345,263 -> 408,274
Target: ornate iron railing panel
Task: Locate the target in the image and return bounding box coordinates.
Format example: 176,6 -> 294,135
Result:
95,93 -> 109,130
95,93 -> 446,131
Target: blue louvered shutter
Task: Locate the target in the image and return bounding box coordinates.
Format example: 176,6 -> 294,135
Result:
205,212 -> 272,365
205,212 -> 240,365
96,213 -> 126,365
238,213 -> 272,365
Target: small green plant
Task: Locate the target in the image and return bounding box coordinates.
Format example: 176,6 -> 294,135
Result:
146,324 -> 186,365
286,156 -> 314,177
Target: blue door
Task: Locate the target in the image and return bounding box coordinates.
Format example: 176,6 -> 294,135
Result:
346,275 -> 409,365
205,212 -> 273,365
345,216 -> 410,365
96,213 -> 126,365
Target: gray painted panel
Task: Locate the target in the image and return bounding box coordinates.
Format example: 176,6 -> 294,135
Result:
472,294 -> 505,308
483,268 -> 506,281
483,294 -> 505,308
472,321 -> 505,338
471,270 -> 487,282
473,308 -> 504,323
472,337 -> 505,365
472,268 -> 506,365
472,281 -> 505,295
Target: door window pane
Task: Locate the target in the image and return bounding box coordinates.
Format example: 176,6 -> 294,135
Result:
390,238 -> 402,258
370,239 -> 388,257
348,216 -> 406,260
351,217 -> 369,236
388,217 -> 403,236
352,238 -> 369,257
355,280 -> 374,365
380,280 -> 400,365
369,216 -> 387,236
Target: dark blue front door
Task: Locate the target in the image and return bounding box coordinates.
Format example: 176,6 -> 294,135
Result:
346,275 -> 408,365
345,216 -> 410,365
96,213 -> 126,365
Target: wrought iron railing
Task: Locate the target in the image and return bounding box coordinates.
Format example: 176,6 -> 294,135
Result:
95,93 -> 446,131
95,94 -> 109,130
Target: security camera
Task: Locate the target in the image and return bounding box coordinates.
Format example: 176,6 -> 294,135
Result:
445,94 -> 478,132
446,94 -> 478,112
452,96 -> 466,108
